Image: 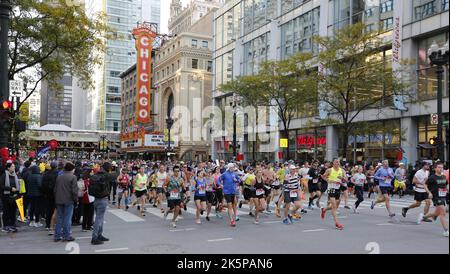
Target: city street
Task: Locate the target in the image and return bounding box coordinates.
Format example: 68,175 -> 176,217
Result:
1,195 -> 448,254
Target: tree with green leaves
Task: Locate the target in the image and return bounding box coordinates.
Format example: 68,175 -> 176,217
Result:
8,0 -> 108,106
220,53 -> 317,156
313,22 -> 411,159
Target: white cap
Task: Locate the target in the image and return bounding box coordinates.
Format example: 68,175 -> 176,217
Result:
227,163 -> 235,170
112,161 -> 117,166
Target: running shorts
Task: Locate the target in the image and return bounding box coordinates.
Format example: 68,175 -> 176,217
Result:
320,181 -> 328,193
168,199 -> 181,209
264,186 -> 271,196
283,191 -> 299,204
206,191 -> 214,204
414,191 -> 429,202
214,189 -> 223,204
224,194 -> 235,204
308,182 -> 320,193
135,190 -> 147,198
327,188 -> 340,200
194,195 -> 207,202
156,187 -> 164,194
340,185 -> 348,192
433,198 -> 446,207
380,186 -> 391,195
243,188 -> 253,201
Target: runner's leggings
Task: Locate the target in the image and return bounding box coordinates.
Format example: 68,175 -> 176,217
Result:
354,186 -> 364,209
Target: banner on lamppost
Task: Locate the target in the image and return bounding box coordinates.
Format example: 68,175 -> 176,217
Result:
19,102 -> 29,122
132,23 -> 156,124
392,0 -> 408,111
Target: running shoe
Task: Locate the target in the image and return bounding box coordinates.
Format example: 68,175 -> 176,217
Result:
206,216 -> 210,222
402,207 -> 407,217
417,213 -> 424,225
171,222 -> 177,228
254,219 -> 259,225
282,218 -> 290,225
344,205 -> 351,209
335,223 -> 344,230
230,220 -> 236,227
370,201 -> 375,210
164,210 -> 169,220
444,230 -> 449,237
235,216 -> 240,222
301,209 -> 307,214
321,208 -> 326,219
287,214 -> 293,223
352,205 -> 359,214
239,201 -> 243,209
422,217 -> 432,223
249,212 -> 254,217
195,219 -> 201,224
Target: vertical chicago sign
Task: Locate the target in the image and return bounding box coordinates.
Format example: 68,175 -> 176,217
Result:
132,23 -> 157,124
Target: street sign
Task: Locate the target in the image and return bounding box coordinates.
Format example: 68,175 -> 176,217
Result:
10,80 -> 24,97
431,113 -> 438,125
19,102 -> 29,122
280,138 -> 288,148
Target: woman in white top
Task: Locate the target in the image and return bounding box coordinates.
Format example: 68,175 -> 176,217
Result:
351,166 -> 367,214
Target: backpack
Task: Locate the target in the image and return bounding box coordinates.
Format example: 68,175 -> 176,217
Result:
88,173 -> 109,198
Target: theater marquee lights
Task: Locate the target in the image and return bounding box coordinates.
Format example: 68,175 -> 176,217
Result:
132,23 -> 157,124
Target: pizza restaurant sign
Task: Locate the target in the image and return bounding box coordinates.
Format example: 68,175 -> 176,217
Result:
297,135 -> 326,147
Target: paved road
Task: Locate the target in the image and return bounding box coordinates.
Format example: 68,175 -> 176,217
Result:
1,194 -> 448,254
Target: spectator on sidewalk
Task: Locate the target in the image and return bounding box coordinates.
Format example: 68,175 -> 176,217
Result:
54,162 -> 78,242
42,162 -> 58,235
0,162 -> 20,233
28,165 -> 43,228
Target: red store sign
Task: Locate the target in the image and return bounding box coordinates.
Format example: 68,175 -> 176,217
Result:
297,135 -> 326,147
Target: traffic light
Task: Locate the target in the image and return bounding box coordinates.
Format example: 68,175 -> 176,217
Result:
429,136 -> 438,146
0,100 -> 14,132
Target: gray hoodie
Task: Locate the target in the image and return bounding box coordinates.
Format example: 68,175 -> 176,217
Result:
54,171 -> 78,205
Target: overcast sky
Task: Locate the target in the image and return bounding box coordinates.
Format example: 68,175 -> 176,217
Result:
160,0 -> 189,34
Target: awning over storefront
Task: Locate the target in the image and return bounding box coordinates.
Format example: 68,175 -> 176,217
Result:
417,143 -> 436,149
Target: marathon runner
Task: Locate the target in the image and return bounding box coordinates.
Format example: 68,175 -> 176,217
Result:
307,161 -> 321,210
417,162 -> 448,237
116,168 -> 131,210
402,162 -> 432,222
240,167 -> 256,217
131,166 -> 148,216
163,166 -> 184,228
351,165 -> 366,214
262,163 -> 275,213
252,169 -> 267,224
218,163 -> 240,227
205,169 -> 215,221
193,170 -> 207,224
321,159 -> 346,230
366,165 -> 376,198
282,165 -> 303,225
213,166 -> 224,219
371,160 -> 396,218
155,164 -> 167,213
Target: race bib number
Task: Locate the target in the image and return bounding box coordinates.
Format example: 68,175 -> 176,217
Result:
272,180 -> 280,186
170,190 -> 180,199
438,188 -> 447,197
331,182 -> 341,189
313,179 -> 318,184
256,189 -> 265,196
290,190 -> 298,198
198,186 -> 206,195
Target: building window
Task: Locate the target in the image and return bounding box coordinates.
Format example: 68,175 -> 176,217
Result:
365,7 -> 375,17
172,64 -> 175,73
380,0 -> 394,13
443,0 -> 449,11
207,61 -> 213,72
365,23 -> 375,33
113,121 -> 119,132
415,1 -> 436,20
202,41 -> 208,49
192,39 -> 198,48
192,59 -> 198,69
380,17 -> 393,31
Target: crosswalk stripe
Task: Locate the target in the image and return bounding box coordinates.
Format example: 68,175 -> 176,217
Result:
108,209 -> 145,222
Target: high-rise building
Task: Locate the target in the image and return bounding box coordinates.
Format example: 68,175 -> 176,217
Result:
40,74 -> 73,127
85,0 -> 162,132
212,0 -> 449,164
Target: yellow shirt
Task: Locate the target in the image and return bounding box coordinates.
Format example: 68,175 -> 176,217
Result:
39,163 -> 46,174
244,174 -> 256,187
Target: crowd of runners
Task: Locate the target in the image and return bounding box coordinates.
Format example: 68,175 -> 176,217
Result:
1,157 -> 449,245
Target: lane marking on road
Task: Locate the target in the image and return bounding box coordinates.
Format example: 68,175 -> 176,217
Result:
169,228 -> 196,232
376,223 -> 394,226
263,221 -> 282,224
108,209 -> 144,222
303,229 -> 326,232
75,236 -> 91,240
95,247 -> 129,253
207,238 -> 233,242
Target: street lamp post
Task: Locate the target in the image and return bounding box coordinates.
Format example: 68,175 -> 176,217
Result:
428,40 -> 449,162
229,94 -> 241,161
0,0 -> 12,150
100,135 -> 107,159
166,117 -> 174,161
